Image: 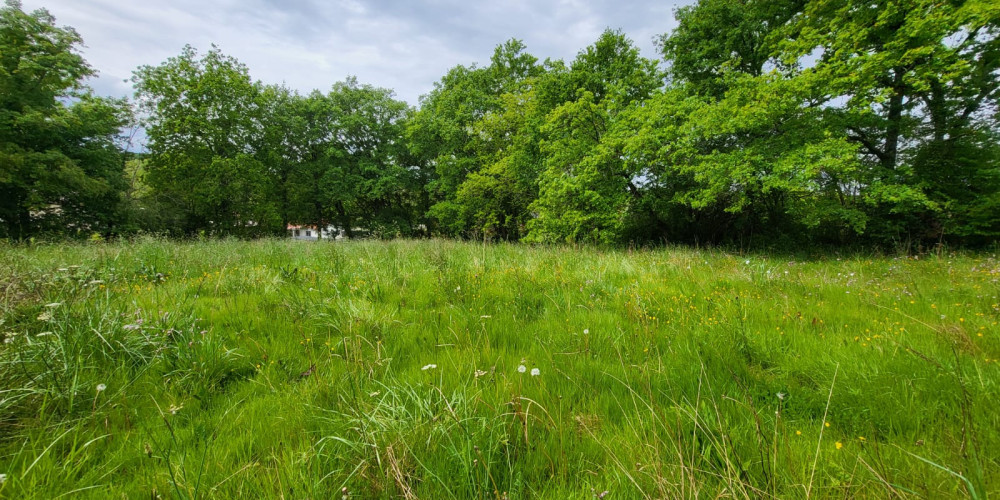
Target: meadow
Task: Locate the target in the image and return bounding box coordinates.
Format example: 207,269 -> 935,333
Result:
0,238 -> 997,499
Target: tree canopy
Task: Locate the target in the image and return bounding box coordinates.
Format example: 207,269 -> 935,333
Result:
2,0 -> 999,247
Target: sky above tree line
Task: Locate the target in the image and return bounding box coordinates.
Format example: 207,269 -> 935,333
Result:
22,0 -> 692,104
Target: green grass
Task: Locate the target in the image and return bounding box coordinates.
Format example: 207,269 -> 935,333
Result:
0,237 -> 997,499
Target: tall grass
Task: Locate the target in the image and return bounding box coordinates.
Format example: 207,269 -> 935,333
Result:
0,237 -> 997,498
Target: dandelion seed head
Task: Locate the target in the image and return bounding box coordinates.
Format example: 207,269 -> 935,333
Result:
530,368 -> 540,376
96,383 -> 107,392
517,364 -> 526,373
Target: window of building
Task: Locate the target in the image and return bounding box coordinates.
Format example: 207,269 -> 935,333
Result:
306,230 -> 311,237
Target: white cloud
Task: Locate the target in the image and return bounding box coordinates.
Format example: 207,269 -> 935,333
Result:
20,0 -> 690,105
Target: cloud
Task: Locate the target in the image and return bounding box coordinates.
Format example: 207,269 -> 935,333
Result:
21,0 -> 690,105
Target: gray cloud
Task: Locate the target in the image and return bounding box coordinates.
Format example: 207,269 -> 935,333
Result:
21,0 -> 691,105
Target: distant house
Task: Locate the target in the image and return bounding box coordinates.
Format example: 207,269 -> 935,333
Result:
287,224 -> 342,241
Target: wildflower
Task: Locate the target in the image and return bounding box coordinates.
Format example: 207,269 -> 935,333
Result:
474,370 -> 487,378
776,392 -> 786,401
835,441 -> 843,450
96,383 -> 107,392
583,329 -> 589,334
825,422 -> 831,428
795,430 -> 802,436
421,364 -> 437,371
531,368 -> 540,376
517,364 -> 527,373
858,436 -> 866,442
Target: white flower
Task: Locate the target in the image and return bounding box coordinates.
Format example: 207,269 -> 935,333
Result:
474,370 -> 487,378
517,364 -> 527,373
96,383 -> 107,392
776,392 -> 786,401
530,368 -> 540,377
745,260 -> 751,265
421,364 -> 437,371
583,329 -> 589,335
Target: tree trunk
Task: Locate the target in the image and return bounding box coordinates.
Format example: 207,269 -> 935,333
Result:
882,68 -> 906,171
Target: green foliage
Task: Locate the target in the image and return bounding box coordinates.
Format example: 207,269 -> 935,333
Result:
528,31 -> 664,244
0,1 -> 131,240
660,0 -> 804,95
4,0 -> 1000,246
131,45 -> 281,237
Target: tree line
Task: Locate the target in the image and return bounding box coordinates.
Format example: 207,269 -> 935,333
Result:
3,0 -> 999,246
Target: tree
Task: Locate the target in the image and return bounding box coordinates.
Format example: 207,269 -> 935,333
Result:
659,0 -> 805,96
0,1 -> 131,239
323,77 -> 415,237
528,30 -> 664,244
132,45 -> 281,236
783,0 -> 1000,241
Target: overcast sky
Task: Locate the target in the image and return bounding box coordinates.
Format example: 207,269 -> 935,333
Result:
21,0 -> 692,105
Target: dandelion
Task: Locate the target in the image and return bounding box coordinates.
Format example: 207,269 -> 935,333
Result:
776,392 -> 786,401
825,422 -> 831,428
531,368 -> 540,376
421,364 -> 437,371
835,441 -> 843,450
517,364 -> 527,373
583,329 -> 589,334
795,430 -> 802,436
96,383 -> 107,392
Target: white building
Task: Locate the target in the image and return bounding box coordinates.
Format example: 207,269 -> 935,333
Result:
287,224 -> 342,241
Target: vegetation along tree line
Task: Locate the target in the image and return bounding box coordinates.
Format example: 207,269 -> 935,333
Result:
2,0 -> 999,246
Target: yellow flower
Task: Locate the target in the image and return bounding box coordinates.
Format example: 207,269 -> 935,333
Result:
835,442 -> 843,450
795,430 -> 802,436
825,422 -> 831,428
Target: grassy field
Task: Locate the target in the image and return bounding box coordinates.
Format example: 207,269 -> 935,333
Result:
0,238 -> 997,499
